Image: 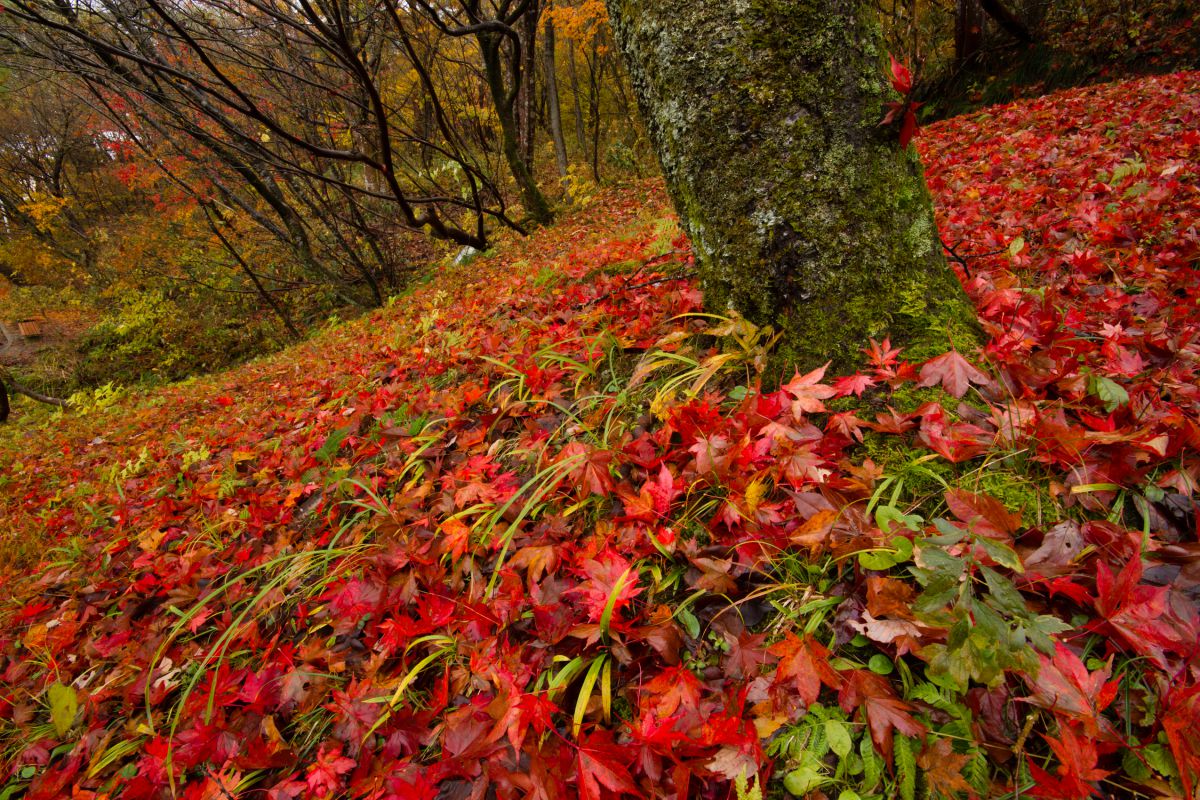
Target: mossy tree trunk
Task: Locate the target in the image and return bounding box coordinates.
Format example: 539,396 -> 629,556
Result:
605,0 -> 980,376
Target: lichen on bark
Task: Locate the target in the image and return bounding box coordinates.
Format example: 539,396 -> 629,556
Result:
606,0 -> 981,378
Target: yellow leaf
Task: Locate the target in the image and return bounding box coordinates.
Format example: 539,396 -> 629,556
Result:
48,682 -> 78,738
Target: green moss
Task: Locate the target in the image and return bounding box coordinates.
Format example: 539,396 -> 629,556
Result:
859,432 -> 956,499
976,469 -> 1050,519
533,266 -> 565,289
885,384 -> 951,415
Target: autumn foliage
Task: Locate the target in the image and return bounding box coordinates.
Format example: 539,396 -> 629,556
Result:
0,72 -> 1198,799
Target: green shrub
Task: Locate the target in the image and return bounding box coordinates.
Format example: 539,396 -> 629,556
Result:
75,289 -> 284,386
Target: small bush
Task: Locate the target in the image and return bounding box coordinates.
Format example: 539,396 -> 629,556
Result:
75,289 -> 285,386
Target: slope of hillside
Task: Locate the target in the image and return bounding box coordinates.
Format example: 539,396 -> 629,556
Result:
1,73 -> 1198,799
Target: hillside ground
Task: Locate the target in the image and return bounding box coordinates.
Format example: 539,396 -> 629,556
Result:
0,73 -> 1198,800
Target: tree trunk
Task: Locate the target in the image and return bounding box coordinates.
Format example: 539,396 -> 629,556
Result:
543,13 -> 571,195
0,373 -> 67,409
587,38 -> 604,183
479,32 -> 554,225
200,204 -> 303,340
605,0 -> 980,375
956,0 -> 985,67
518,0 -> 540,170
0,261 -> 26,287
565,39 -> 588,161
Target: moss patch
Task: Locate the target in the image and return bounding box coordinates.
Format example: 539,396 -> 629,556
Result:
859,432 -> 955,499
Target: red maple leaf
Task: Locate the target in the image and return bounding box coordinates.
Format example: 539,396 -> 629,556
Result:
617,464 -> 678,522
304,743 -> 355,798
1092,557 -> 1196,666
768,633 -> 840,707
888,53 -> 913,95
833,372 -> 878,398
560,442 -> 616,498
917,403 -> 993,462
864,337 -> 903,371
1161,683 -> 1200,798
570,551 -> 644,623
576,731 -> 638,800
644,463 -> 679,516
1021,643 -> 1118,739
839,670 -> 925,763
782,362 -> 837,417
325,680 -> 382,753
918,350 -> 992,398
1026,723 -> 1110,799
944,488 -> 1022,539
826,410 -> 866,442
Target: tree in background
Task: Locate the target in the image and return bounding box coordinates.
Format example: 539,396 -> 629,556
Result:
0,78 -> 132,289
0,0 -> 523,300
606,0 -> 979,375
410,0 -> 555,224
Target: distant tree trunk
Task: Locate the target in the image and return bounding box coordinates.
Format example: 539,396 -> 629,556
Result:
200,204 -> 303,340
956,0 -> 985,66
518,0 -> 540,170
479,31 -> 554,225
606,0 -> 980,375
0,261 -> 26,287
0,379 -> 9,423
586,37 -> 604,182
543,13 -> 571,195
566,39 -> 588,161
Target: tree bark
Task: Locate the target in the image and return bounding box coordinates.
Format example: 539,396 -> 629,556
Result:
956,0 -> 985,66
479,31 -> 554,225
0,373 -> 67,410
518,0 -> 540,170
543,12 -> 571,195
565,39 -> 588,161
0,261 -> 26,287
605,0 -> 980,375
200,204 -> 303,340
586,37 -> 604,183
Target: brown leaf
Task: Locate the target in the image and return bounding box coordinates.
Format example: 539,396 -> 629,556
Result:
509,544 -> 560,585
723,631 -> 774,679
866,576 -> 917,619
789,508 -> 838,550
849,612 -> 924,645
1022,521 -> 1084,575
840,671 -> 925,762
916,738 -> 974,797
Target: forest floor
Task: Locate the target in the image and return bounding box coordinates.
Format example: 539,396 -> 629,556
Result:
920,2 -> 1200,119
0,72 -> 1198,800
0,311 -> 92,377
